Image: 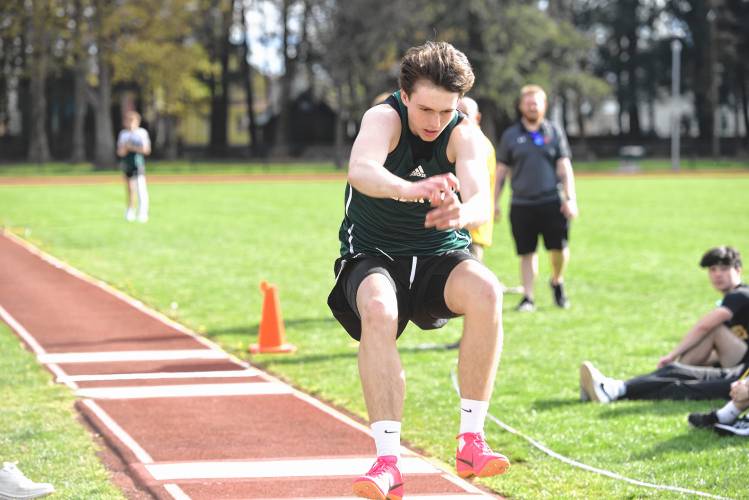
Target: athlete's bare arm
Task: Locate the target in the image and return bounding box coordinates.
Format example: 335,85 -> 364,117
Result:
425,121 -> 489,230
348,106 -> 459,202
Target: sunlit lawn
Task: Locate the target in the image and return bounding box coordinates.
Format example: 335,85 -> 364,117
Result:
1,171 -> 748,498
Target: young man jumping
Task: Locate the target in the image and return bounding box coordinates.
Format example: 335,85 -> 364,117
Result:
328,41 -> 509,499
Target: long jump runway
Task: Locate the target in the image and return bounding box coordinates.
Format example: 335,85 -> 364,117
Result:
0,232 -> 497,500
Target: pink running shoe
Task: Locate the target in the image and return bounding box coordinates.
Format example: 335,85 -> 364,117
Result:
456,432 -> 510,478
352,455 -> 404,500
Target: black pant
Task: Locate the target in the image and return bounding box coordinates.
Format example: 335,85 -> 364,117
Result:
623,362 -> 747,401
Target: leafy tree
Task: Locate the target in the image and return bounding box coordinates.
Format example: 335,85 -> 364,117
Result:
111,0 -> 211,159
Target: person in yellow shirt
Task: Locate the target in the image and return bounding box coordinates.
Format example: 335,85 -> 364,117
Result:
456,96 -> 499,261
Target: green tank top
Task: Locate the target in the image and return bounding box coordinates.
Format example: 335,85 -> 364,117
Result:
338,91 -> 471,257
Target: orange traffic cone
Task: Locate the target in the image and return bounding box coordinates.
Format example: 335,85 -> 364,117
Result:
249,281 -> 296,354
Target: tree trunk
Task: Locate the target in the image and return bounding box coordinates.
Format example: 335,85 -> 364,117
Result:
209,5 -> 231,156
738,65 -> 748,147
93,56 -> 114,169
164,114 -> 178,160
26,8 -> 51,163
276,0 -> 294,156
625,26 -> 641,137
333,83 -> 345,169
239,0 -> 258,156
71,0 -> 86,162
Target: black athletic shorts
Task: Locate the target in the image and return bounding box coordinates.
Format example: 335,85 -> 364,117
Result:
327,250 -> 476,341
121,162 -> 145,179
509,201 -> 569,255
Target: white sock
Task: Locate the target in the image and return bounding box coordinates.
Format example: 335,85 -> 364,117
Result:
459,398 -> 489,435
136,175 -> 149,217
716,401 -> 741,424
371,421 -> 401,459
600,377 -> 626,400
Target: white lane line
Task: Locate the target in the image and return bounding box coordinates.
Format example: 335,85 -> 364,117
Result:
57,368 -> 260,383
75,382 -> 292,400
163,484 -> 191,500
0,304 -> 47,355
146,456 -> 440,481
304,496 -> 488,500
38,349 -> 228,364
81,399 -> 153,464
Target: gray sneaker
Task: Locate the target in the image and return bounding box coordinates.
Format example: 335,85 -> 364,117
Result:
714,416 -> 749,436
0,462 -> 54,499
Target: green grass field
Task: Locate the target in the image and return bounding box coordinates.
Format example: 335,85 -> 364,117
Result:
1,171 -> 748,498
0,157 -> 747,176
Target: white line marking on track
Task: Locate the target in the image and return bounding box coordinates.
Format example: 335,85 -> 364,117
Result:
81,399 -> 153,464
302,496 -> 489,499
146,456 -> 440,481
57,368 -> 259,383
163,484 -> 191,500
38,349 -> 228,364
75,382 -> 292,400
0,304 -> 47,355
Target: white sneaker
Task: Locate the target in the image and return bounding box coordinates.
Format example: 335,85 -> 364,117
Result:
136,212 -> 148,223
125,208 -> 136,222
580,361 -> 621,403
0,462 -> 54,499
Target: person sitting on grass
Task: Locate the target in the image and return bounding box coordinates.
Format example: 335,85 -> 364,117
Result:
688,375 -> 749,436
580,246 -> 749,403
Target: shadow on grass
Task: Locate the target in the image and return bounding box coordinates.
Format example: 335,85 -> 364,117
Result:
595,401 -> 723,419
204,316 -> 338,339
531,398 -> 728,418
635,429 -> 745,459
532,398 -> 584,411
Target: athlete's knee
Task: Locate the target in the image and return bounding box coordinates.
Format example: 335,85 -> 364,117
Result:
359,295 -> 399,325
464,271 -> 503,313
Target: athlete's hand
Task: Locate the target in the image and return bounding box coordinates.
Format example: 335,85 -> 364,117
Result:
494,204 -> 502,221
730,379 -> 749,404
425,189 -> 463,230
657,353 -> 676,369
399,173 -> 460,203
561,199 -> 579,219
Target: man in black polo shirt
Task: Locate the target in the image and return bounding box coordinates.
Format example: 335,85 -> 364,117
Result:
495,84 -> 578,311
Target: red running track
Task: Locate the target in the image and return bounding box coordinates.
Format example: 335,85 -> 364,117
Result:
0,231 -> 500,499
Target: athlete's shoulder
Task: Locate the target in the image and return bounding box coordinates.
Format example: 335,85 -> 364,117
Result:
359,102 -> 402,145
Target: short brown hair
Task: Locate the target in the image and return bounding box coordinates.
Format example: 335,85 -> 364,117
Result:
399,41 -> 474,97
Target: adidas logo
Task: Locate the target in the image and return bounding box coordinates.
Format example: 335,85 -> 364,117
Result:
409,165 -> 426,178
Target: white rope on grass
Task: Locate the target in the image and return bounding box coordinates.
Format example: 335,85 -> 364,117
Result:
449,368 -> 732,500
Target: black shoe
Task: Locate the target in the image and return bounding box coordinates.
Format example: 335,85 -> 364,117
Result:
515,296 -> 536,312
713,416 -> 749,436
551,281 -> 569,309
688,410 -> 719,428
